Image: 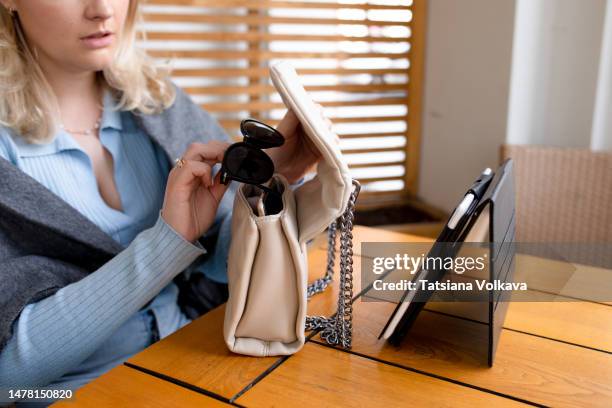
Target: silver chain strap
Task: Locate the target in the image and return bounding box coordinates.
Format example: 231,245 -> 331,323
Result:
305,179 -> 360,349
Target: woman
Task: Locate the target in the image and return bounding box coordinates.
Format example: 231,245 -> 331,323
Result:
0,0 -> 321,397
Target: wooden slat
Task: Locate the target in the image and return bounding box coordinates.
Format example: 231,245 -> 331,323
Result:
361,186 -> 406,194
310,115 -> 408,124
350,175 -> 403,183
217,115 -> 407,130
343,146 -> 406,155
246,8 -> 261,118
338,131 -> 409,139
52,365 -> 229,407
236,343 -> 525,407
183,83 -> 408,96
170,67 -> 409,78
148,49 -> 409,61
147,31 -> 410,43
202,101 -> 276,113
147,0 -> 416,12
143,12 -> 413,27
349,160 -> 406,169
504,301 -> 612,352
126,305 -> 282,399
218,119 -> 252,129
404,0 -> 426,196
199,98 -> 409,113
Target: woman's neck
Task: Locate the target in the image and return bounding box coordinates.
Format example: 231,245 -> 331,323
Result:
38,55 -> 103,133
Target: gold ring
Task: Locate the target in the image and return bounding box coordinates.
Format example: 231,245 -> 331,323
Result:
174,157 -> 186,169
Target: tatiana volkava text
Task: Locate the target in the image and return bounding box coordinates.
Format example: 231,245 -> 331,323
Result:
372,279 -> 528,292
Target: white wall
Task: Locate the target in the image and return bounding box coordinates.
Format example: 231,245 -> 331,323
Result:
417,0 -> 517,212
591,0 -> 612,151
506,0 -> 607,148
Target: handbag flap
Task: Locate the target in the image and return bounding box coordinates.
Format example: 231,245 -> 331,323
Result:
270,61 -> 353,244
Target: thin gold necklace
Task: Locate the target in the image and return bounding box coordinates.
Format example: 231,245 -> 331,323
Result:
60,116 -> 102,136
59,88 -> 104,136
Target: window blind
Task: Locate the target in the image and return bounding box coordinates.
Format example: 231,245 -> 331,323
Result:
140,0 -> 425,203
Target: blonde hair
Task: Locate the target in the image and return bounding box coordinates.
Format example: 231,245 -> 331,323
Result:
0,0 -> 175,143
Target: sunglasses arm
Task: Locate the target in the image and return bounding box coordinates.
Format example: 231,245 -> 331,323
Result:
255,183 -> 281,198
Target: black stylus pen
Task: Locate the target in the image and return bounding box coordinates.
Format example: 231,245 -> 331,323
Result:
442,168 -> 494,242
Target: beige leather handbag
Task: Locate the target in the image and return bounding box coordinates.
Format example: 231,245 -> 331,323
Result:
223,61 -> 360,356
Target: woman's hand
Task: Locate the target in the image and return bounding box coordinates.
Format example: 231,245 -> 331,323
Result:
161,141 -> 231,243
267,104 -> 335,184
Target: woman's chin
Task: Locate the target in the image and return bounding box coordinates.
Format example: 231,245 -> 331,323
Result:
72,55 -> 115,73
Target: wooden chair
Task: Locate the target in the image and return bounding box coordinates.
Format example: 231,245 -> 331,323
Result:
501,144 -> 612,243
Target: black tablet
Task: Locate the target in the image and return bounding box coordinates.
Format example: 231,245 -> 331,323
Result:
377,167 -> 497,345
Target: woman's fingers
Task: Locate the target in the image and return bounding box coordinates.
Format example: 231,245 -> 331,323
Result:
208,171 -> 229,205
170,159 -> 214,189
276,109 -> 299,138
162,141 -> 234,242
183,141 -> 230,165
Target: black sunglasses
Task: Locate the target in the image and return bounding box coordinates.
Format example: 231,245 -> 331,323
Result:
220,118 -> 285,197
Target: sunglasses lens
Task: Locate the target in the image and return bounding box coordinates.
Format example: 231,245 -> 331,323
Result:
224,144 -> 274,184
241,119 -> 285,149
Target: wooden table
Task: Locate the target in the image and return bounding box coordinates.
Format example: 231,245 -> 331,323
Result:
55,226 -> 612,407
